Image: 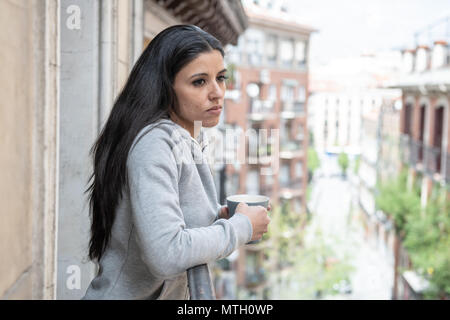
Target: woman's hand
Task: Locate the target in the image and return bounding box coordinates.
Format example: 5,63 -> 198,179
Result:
235,202 -> 271,241
219,203 -> 271,220
218,205 -> 230,219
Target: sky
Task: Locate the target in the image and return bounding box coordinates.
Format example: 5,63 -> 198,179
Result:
287,0 -> 450,67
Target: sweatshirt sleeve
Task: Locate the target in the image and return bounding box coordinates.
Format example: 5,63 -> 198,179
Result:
127,130 -> 252,279
216,203 -> 224,221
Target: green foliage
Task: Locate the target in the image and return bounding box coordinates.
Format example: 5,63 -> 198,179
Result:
264,202 -> 305,268
403,194 -> 450,298
338,152 -> 349,175
307,148 -> 320,174
375,171 -> 420,235
354,155 -> 361,174
309,130 -> 315,146
226,63 -> 237,88
376,173 -> 450,299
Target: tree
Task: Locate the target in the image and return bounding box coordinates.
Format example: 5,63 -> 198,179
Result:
376,173 -> 450,299
307,148 -> 320,182
338,152 -> 349,178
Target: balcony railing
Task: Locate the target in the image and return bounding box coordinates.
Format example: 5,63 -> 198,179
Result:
400,134 -> 411,164
281,100 -> 305,119
280,177 -> 303,189
249,99 -> 276,121
400,134 -> 448,182
279,178 -> 303,199
410,139 -> 423,169
400,134 -> 424,169
248,144 -> 272,165
280,140 -> 303,159
424,145 -> 442,176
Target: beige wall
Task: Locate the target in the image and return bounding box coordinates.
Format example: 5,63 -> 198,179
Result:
0,0 -> 58,299
117,0 -> 131,93
0,0 -> 35,299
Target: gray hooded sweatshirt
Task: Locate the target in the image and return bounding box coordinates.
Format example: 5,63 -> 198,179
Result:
82,118 -> 252,299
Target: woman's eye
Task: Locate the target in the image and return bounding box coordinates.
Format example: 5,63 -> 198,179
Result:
193,79 -> 206,86
218,75 -> 229,82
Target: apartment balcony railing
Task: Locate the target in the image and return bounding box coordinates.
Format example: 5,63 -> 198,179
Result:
280,140 -> 303,159
249,99 -> 276,121
400,134 -> 449,183
446,153 -> 450,184
410,139 -> 423,169
248,144 -> 272,165
400,134 -> 411,164
400,134 -> 423,168
279,178 -> 303,199
280,100 -> 305,119
424,145 -> 442,176
280,177 -> 303,189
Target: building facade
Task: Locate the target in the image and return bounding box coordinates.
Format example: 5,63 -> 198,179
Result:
216,0 -> 315,298
389,17 -> 450,299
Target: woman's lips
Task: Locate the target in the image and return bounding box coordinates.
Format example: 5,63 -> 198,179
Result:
206,106 -> 222,115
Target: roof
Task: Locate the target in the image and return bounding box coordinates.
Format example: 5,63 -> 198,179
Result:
386,68 -> 450,92
243,1 -> 317,35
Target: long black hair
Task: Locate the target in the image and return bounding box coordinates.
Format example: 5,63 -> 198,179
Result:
86,25 -> 225,262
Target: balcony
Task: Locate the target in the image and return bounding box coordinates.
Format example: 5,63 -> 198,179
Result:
279,178 -> 303,199
400,134 -> 410,163
280,100 -> 305,119
424,145 -> 442,177
248,144 -> 272,165
280,140 -> 304,159
400,134 -> 449,182
249,99 -> 276,122
410,139 -> 424,170
400,134 -> 423,168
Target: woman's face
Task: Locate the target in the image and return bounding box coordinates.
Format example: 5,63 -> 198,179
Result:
171,50 -> 227,137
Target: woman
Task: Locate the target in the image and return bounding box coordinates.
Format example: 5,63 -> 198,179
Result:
83,25 -> 271,300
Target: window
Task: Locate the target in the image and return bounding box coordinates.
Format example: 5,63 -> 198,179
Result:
280,39 -> 294,67
226,173 -> 239,197
297,86 -> 306,102
246,29 -> 263,66
280,119 -> 291,141
295,40 -> 306,67
280,164 -> 290,187
281,85 -> 295,102
268,84 -> 277,101
246,170 -> 259,194
295,161 -> 303,177
266,34 -> 277,65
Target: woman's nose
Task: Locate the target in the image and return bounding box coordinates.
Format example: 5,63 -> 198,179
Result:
209,80 -> 225,100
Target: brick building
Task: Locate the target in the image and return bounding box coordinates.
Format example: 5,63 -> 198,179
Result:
216,0 -> 316,298
388,17 -> 450,299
